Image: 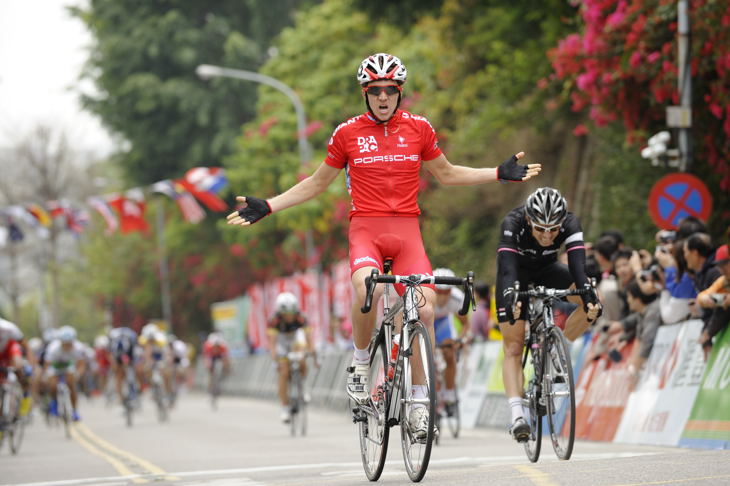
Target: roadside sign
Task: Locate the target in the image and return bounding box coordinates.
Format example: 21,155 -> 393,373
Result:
648,173 -> 712,229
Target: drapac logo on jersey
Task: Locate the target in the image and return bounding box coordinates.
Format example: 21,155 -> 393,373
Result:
357,136 -> 378,153
397,135 -> 408,148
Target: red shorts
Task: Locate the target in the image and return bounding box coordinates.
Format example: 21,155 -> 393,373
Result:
349,216 -> 433,293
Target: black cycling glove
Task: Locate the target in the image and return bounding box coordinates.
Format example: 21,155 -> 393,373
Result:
498,287 -> 518,324
581,282 -> 603,320
497,154 -> 528,182
237,196 -> 272,224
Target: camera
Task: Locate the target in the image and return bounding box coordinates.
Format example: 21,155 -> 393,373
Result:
656,230 -> 676,244
639,264 -> 662,283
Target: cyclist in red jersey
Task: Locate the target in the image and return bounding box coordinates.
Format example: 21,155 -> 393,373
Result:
227,53 -> 540,438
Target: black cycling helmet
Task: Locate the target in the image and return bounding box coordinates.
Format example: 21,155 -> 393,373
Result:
525,187 -> 567,226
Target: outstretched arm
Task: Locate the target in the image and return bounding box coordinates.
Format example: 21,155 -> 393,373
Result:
227,162 -> 341,226
424,152 -> 541,186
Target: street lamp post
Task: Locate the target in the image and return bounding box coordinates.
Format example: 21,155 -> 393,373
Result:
196,64 -> 317,269
196,64 -> 312,165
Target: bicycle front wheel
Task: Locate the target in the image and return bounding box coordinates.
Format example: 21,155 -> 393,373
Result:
545,326 -> 575,460
400,323 -> 436,482
358,336 -> 389,481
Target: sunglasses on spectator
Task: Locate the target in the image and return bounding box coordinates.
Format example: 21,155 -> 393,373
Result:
363,85 -> 401,96
531,222 -> 561,234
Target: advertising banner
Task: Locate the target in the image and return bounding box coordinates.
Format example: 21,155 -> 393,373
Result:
460,342 -> 500,428
574,338 -> 635,441
680,325 -> 730,449
211,296 -> 249,356
614,320 -> 706,445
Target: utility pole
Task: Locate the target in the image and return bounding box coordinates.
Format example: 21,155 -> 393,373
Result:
669,0 -> 692,172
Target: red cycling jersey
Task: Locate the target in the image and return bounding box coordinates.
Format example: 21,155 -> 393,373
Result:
0,340 -> 21,367
203,341 -> 229,359
325,110 -> 442,218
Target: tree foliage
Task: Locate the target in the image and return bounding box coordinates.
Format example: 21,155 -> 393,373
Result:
71,0 -> 311,186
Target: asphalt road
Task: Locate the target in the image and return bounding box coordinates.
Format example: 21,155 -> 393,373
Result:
2,392 -> 729,486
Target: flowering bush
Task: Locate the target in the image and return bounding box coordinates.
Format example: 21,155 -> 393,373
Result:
548,0 -> 730,189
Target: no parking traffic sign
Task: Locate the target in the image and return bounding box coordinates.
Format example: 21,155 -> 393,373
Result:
648,173 -> 713,229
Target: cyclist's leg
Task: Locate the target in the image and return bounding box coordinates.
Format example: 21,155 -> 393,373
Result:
66,370 -> 79,410
350,266 -> 383,351
277,358 -> 289,407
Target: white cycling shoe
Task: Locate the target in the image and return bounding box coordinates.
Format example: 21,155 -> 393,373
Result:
408,407 -> 430,442
347,361 -> 369,403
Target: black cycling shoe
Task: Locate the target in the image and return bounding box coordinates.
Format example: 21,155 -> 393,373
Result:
509,417 -> 531,443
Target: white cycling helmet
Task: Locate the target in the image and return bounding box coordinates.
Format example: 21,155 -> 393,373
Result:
141,322 -> 160,339
432,268 -> 456,291
42,327 -> 58,343
28,337 -> 43,351
207,332 -> 224,345
58,325 -> 77,343
357,53 -> 407,85
275,292 -> 299,314
94,335 -> 109,349
525,187 -> 567,227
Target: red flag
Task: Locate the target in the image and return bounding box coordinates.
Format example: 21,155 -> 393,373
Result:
176,167 -> 228,212
107,191 -> 150,234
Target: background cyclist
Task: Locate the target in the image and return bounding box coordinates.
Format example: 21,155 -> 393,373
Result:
202,331 -> 231,395
44,325 -> 86,421
432,267 -> 470,416
267,292 -> 313,423
227,52 -> 540,439
496,187 -> 601,442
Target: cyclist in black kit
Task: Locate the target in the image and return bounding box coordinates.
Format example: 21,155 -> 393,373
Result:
495,187 -> 601,442
267,292 -> 313,423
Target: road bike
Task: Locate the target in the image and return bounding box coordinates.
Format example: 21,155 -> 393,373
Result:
513,282 -> 596,462
0,367 -> 26,454
150,359 -> 169,422
286,350 -> 310,437
56,373 -> 73,439
351,261 -> 474,482
121,363 -> 138,427
434,340 -> 462,444
209,356 -> 225,411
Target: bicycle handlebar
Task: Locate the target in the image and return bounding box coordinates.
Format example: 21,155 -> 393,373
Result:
360,269 -> 476,316
511,280 -> 598,320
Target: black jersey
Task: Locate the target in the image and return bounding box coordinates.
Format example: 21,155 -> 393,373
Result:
497,206 -> 585,269
267,313 -> 307,334
497,206 -> 588,300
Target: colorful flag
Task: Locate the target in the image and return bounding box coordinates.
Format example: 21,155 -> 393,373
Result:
87,196 -> 119,235
46,201 -> 87,235
107,189 -> 150,234
151,180 -> 206,223
177,167 -> 228,212
26,204 -> 51,227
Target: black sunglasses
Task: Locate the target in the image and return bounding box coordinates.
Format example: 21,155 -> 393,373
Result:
363,85 -> 401,96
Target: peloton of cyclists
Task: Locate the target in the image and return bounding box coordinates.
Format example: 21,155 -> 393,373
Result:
495,187 -> 601,442
267,292 -> 313,423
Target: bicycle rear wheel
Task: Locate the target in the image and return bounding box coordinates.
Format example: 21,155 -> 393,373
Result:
400,323 -> 436,482
545,326 -> 575,460
523,346 -> 542,463
357,335 -> 390,481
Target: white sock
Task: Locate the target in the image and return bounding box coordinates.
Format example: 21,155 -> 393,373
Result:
411,385 -> 428,410
508,397 -> 523,423
353,346 -> 369,364
443,389 -> 456,402
522,404 -> 532,425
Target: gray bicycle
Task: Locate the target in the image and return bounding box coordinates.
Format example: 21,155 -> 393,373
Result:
351,262 -> 474,482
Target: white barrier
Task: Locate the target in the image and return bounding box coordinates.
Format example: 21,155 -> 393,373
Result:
613,320 -> 706,446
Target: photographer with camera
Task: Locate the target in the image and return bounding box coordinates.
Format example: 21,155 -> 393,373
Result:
697,244 -> 730,360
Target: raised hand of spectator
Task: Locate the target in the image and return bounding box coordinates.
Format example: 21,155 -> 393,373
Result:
654,245 -> 676,269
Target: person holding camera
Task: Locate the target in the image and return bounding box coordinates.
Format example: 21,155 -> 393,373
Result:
697,244 -> 730,360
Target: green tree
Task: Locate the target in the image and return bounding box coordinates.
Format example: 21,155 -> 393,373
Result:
71,0 -> 314,186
